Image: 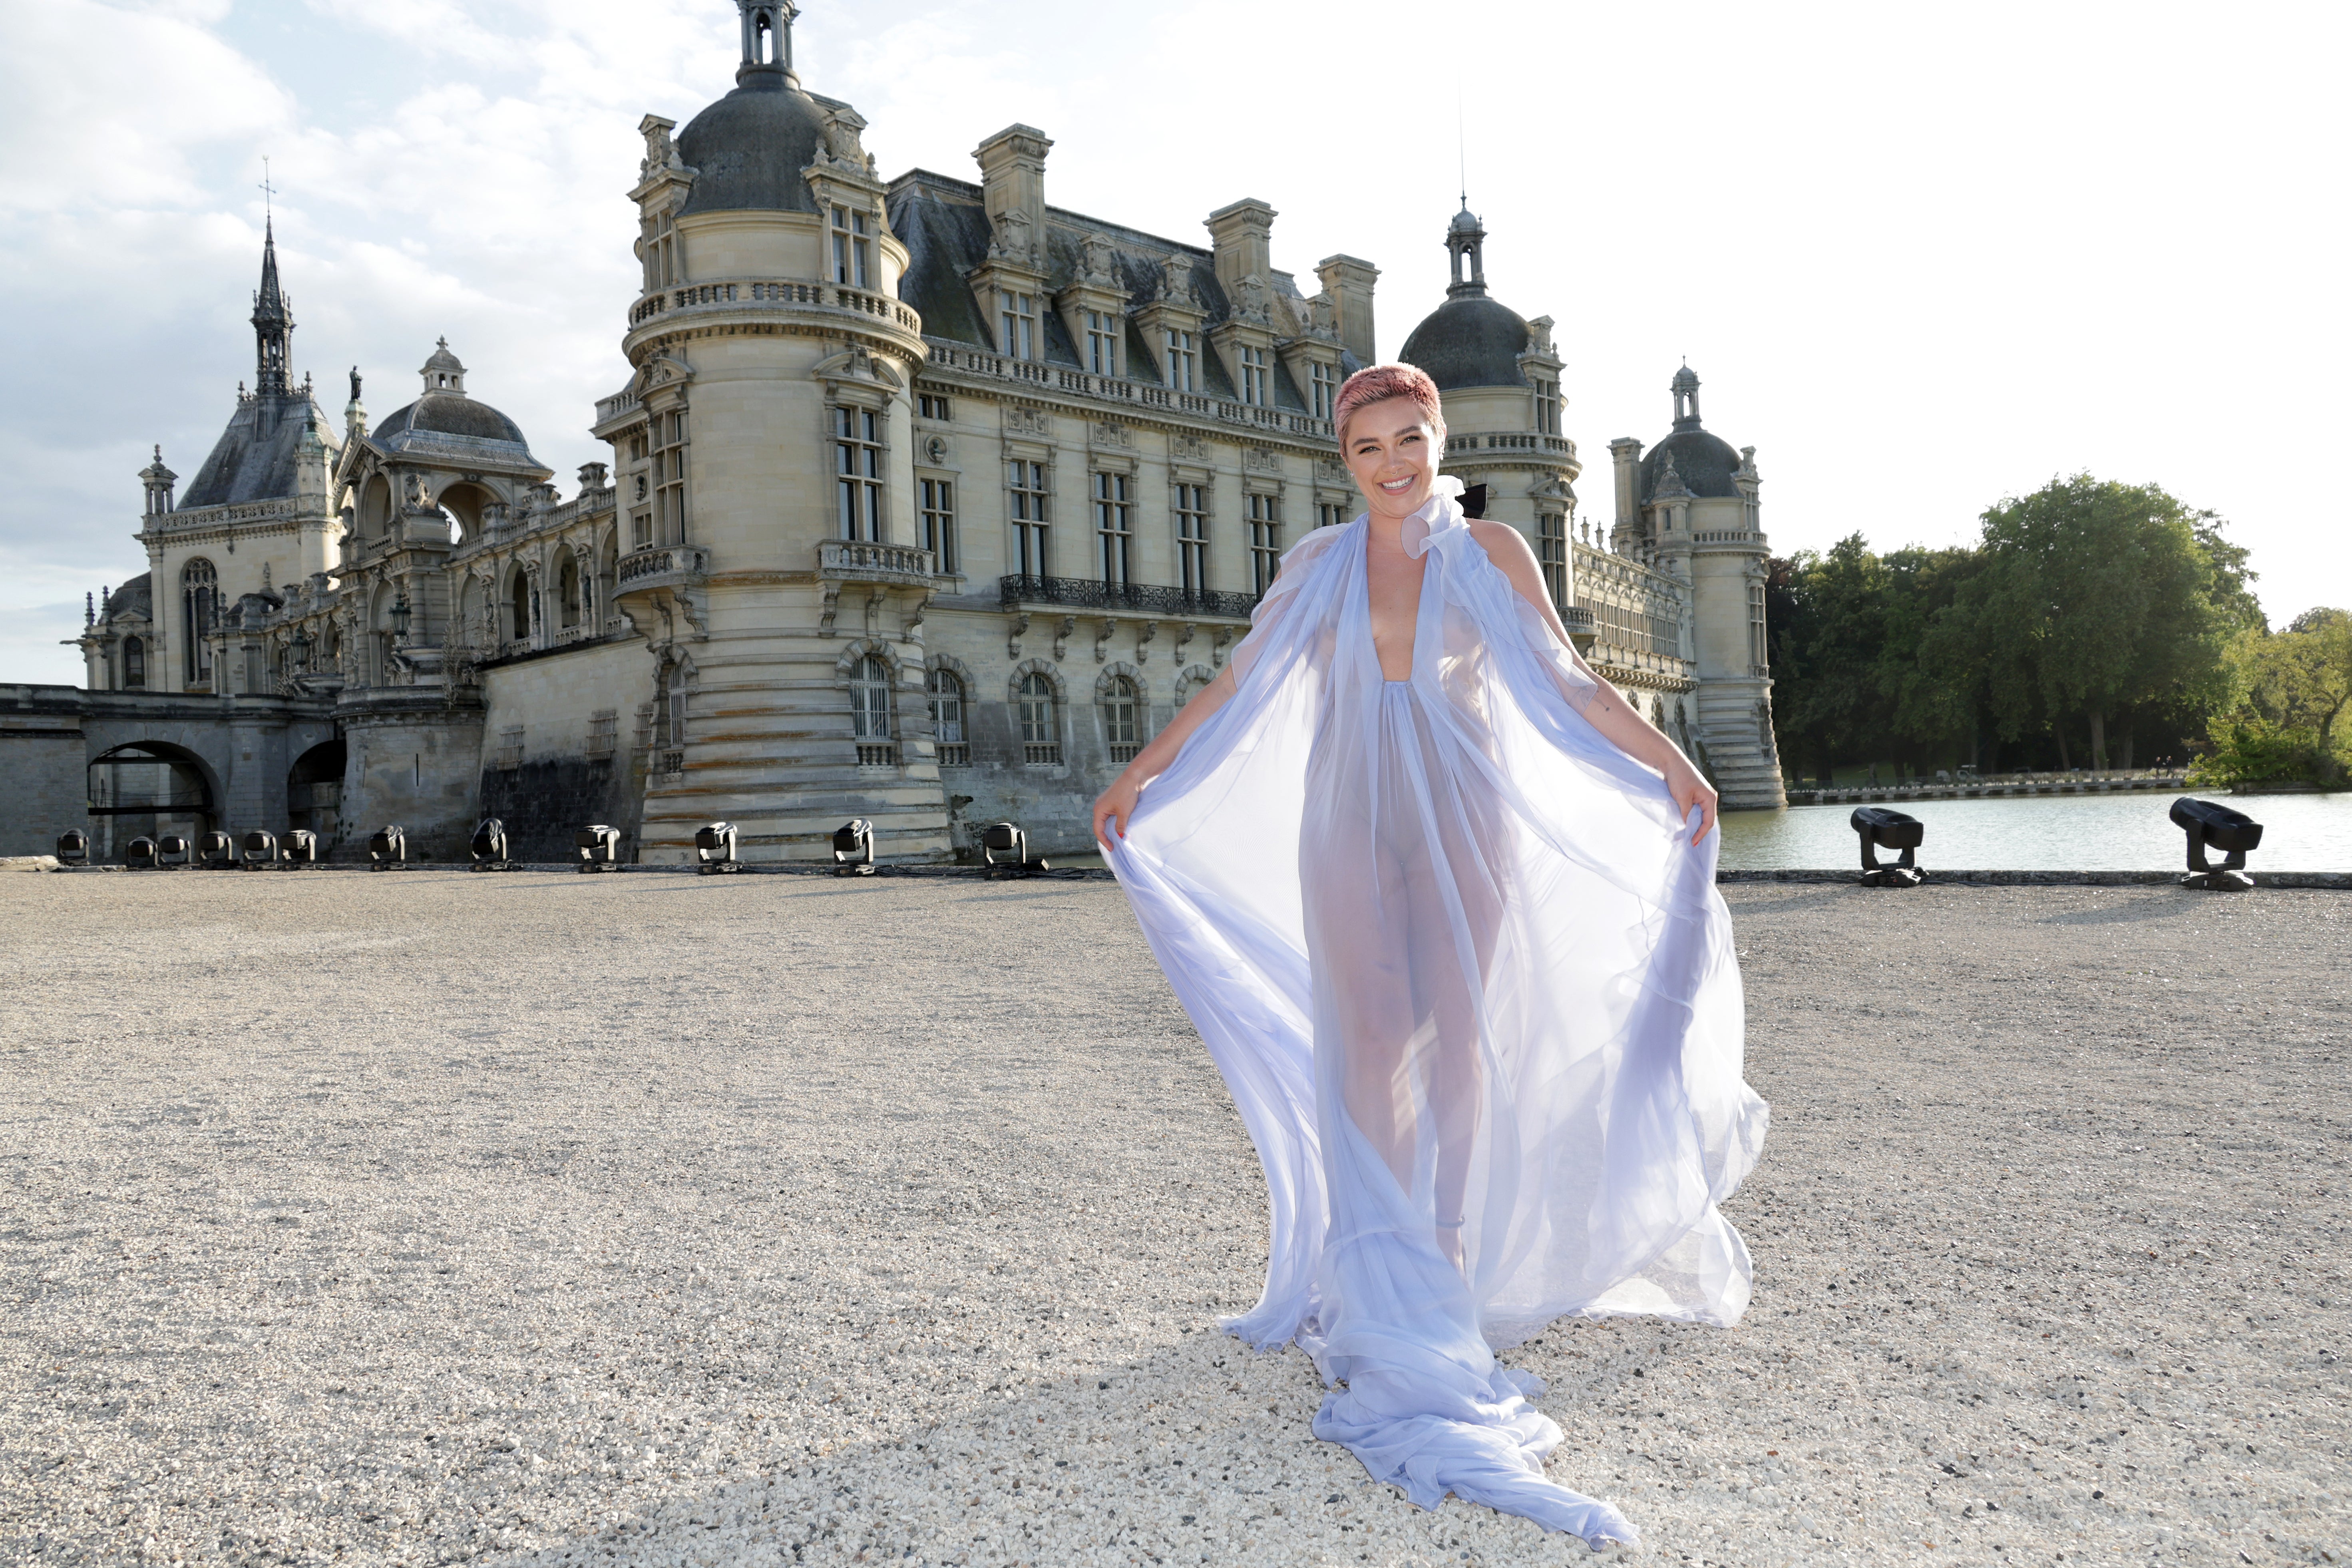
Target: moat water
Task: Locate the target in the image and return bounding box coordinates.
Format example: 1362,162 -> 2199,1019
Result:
1719,789 -> 2352,872
1057,790 -> 2352,872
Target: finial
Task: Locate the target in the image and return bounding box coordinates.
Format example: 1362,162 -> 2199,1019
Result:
86,591 -> 95,627
152,443 -> 161,461
259,157 -> 276,220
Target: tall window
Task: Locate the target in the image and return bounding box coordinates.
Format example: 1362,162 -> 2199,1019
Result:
1237,344 -> 1270,406
643,211 -> 679,292
1163,329 -> 1197,392
851,654 -> 895,764
1750,581 -> 1769,671
1538,514 -> 1568,611
1018,671 -> 1060,765
654,409 -> 689,545
659,662 -> 689,752
999,291 -> 1038,360
1246,493 -> 1282,595
1009,460 -> 1050,576
1094,473 -> 1133,587
1102,675 -> 1141,764
511,573 -> 531,643
1316,501 -> 1351,529
122,637 -> 145,690
1085,310 -> 1119,376
180,557 -> 216,685
559,557 -> 582,628
1174,483 -> 1208,597
919,478 -> 958,573
927,668 -> 968,766
1534,378 -> 1561,436
1310,360 -> 1338,420
830,205 -> 873,289
836,406 -> 883,541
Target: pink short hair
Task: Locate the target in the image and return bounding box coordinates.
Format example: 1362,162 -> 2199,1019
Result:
1334,362 -> 1445,447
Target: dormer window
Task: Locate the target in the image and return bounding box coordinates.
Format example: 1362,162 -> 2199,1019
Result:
1237,344 -> 1269,406
1310,361 -> 1337,420
1084,310 -> 1119,377
999,291 -> 1038,360
830,205 -> 872,289
1534,377 -> 1561,436
1163,329 -> 1197,392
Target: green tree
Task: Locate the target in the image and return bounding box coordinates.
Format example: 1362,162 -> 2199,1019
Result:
1968,475 -> 2256,769
2202,608 -> 2352,784
1767,535 -> 1893,782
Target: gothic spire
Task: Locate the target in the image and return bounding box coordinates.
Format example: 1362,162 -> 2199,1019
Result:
251,217 -> 295,402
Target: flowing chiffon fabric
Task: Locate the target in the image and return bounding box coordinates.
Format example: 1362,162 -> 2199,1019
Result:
1106,481 -> 1769,1546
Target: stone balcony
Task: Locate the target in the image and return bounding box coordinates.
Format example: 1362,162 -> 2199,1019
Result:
818,540 -> 937,589
997,574 -> 1259,622
616,544 -> 710,596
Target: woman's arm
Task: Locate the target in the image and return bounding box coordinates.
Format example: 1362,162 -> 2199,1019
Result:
1467,519 -> 1721,843
1091,663 -> 1238,847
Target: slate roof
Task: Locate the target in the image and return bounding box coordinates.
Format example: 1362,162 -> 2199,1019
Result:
1397,292 -> 1531,391
178,395 -> 340,509
103,574 -> 152,621
887,171 -> 1353,411
373,391 -> 533,451
675,70 -> 832,218
1639,428 -> 1745,502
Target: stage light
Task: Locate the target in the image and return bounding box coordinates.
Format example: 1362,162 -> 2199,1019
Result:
1851,806 -> 1925,888
240,830 -> 279,869
833,818 -> 876,876
283,830 -> 318,866
2171,796 -> 2262,891
368,826 -> 406,871
198,831 -> 235,869
55,829 -> 88,866
125,837 -> 157,869
156,834 -> 190,869
982,821 -> 1045,880
469,818 -> 512,871
695,821 -> 740,874
576,824 -> 621,872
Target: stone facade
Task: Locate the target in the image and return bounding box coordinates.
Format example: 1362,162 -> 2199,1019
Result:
15,0 -> 1782,862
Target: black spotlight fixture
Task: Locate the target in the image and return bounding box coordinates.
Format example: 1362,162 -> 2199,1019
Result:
575,824 -> 622,872
55,829 -> 89,867
832,818 -> 877,876
1851,806 -> 1926,887
125,836 -> 158,870
695,821 -> 740,874
240,829 -> 279,869
198,831 -> 235,869
368,825 -> 406,871
283,829 -> 318,866
469,818 -> 513,872
2171,796 -> 2262,891
982,820 -> 1045,879
156,833 -> 191,869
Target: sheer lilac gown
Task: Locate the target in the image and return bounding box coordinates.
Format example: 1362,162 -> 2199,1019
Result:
1106,480 -> 1767,1546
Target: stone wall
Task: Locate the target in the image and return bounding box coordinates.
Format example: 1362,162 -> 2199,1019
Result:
0,692 -> 89,857
476,637 -> 650,861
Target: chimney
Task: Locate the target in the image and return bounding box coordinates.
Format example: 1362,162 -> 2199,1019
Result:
1315,254 -> 1379,365
973,125 -> 1052,265
1206,199 -> 1276,300
1609,438 -> 1643,551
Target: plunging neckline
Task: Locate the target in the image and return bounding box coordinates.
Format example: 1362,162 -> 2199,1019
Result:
1365,525 -> 1429,684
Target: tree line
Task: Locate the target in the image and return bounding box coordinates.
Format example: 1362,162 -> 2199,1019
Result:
1764,474 -> 2348,786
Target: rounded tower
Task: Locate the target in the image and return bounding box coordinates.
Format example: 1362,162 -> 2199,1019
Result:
597,0 -> 940,863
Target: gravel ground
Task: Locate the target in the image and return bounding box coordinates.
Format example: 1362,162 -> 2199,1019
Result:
2,872 -> 2346,1568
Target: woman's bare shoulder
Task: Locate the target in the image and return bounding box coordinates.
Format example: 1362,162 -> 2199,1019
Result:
1465,517 -> 1539,567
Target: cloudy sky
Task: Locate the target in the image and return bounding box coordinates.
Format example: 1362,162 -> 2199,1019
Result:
4,0 -> 2346,685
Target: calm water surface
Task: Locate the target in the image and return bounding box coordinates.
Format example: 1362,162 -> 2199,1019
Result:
1719,790 -> 2352,872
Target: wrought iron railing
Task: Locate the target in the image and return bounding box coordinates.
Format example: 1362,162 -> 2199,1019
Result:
998,575 -> 1258,619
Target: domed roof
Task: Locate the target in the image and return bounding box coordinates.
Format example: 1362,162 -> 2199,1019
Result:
1671,363 -> 1699,392
1640,428 -> 1744,501
1398,293 -> 1531,390
675,71 -> 830,217
1449,204 -> 1483,235
372,392 -> 531,450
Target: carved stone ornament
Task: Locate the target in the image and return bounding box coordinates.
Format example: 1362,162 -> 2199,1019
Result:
1172,432 -> 1209,464
1244,446 -> 1280,474
820,109 -> 870,171
1079,234 -> 1120,289
1318,456 -> 1347,483
988,207 -> 1039,267
401,472 -> 429,509
637,115 -> 681,181
1524,314 -> 1558,358
1160,255 -> 1197,308
1307,293 -> 1340,341
1092,420 -> 1135,450
1232,274 -> 1272,326
1005,406 -> 1052,439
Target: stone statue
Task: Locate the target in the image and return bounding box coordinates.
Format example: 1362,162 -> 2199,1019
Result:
349,366 -> 363,401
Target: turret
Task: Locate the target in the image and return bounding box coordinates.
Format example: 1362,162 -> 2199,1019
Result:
251,218 -> 294,403
140,445 -> 177,517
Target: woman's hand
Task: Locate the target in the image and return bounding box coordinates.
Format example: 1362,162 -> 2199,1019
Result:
1664,756 -> 1719,844
1093,771 -> 1144,850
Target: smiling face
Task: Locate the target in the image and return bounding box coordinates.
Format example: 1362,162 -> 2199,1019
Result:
1343,396 -> 1444,523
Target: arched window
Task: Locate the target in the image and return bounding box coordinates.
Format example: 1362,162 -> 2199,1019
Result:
180,558 -> 217,685
559,557 -> 581,629
851,655 -> 895,765
1101,675 -> 1141,763
510,573 -> 530,644
927,668 -> 967,766
122,637 -> 145,690
1018,671 -> 1060,766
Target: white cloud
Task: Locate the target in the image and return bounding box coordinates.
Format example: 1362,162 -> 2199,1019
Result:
4,0 -> 2348,689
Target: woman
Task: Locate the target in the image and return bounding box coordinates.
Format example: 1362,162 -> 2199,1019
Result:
1093,363 -> 1767,1547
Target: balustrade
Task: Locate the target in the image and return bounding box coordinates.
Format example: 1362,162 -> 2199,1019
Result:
628,279 -> 922,335
998,573 -> 1258,620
